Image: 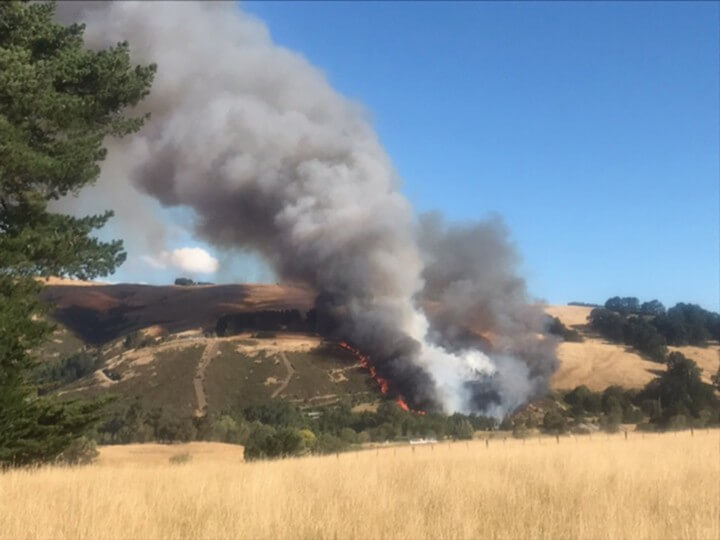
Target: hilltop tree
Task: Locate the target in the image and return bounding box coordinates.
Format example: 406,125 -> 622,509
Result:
0,1 -> 155,466
640,300 -> 665,316
604,297 -> 640,315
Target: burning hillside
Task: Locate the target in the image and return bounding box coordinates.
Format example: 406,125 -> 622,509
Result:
339,342 -> 424,414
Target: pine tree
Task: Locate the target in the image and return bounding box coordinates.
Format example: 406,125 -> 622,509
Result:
0,1 -> 155,466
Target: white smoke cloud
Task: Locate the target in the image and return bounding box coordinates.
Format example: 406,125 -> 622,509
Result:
142,247 -> 219,275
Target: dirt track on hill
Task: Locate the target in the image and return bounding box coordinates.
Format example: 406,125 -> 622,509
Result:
271,351 -> 295,398
194,341 -> 219,417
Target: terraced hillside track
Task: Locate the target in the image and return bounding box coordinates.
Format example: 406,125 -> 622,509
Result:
271,351 -> 295,399
194,341 -> 220,417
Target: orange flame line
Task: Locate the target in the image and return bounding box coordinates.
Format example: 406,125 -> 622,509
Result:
340,341 -> 425,414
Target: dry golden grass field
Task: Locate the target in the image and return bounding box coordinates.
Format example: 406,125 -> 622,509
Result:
1,431 -> 718,540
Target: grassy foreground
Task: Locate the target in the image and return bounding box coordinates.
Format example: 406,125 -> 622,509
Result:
1,431 -> 718,540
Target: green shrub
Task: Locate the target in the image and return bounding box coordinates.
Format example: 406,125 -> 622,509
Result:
339,427 -> 358,444
297,429 -> 317,453
315,433 -> 348,454
211,414 -> 249,444
547,317 -> 584,342
451,419 -> 474,440
169,452 -> 192,465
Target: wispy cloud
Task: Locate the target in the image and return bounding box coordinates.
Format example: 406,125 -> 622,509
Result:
142,247 -> 219,275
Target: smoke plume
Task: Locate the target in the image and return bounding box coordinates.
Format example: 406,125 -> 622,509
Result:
56,1 -> 557,416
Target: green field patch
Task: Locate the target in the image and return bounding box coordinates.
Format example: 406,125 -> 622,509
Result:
204,342 -> 285,411
283,346 -> 375,402
145,345 -> 204,417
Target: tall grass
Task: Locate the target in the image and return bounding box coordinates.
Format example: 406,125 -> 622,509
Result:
1,431 -> 718,539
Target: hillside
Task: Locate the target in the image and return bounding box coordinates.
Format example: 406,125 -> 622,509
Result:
54,330 -> 378,418
547,305 -> 719,390
36,282 -> 719,416
40,281 -> 314,344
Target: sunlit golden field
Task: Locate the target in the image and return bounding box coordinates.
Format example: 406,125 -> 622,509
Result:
1,431 -> 718,540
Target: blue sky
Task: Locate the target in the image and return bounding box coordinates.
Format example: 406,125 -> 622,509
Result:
111,1 -> 718,311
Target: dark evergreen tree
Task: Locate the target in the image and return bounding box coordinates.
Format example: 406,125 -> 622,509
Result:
0,1 -> 155,466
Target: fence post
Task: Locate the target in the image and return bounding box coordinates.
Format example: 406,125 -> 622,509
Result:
556,434 -> 559,445
624,431 -> 628,441
485,438 -> 489,449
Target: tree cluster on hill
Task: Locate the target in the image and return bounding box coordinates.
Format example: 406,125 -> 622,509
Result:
588,297 -> 719,363
0,1 -> 155,467
600,297 -> 719,345
34,351 -> 103,394
589,308 -> 668,361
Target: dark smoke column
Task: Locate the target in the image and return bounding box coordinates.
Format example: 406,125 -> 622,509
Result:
57,1 -> 558,416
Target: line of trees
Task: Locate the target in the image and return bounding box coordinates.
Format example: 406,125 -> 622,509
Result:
597,297 -> 719,345
93,398 -> 498,460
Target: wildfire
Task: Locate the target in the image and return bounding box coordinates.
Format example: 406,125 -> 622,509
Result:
339,341 -> 425,414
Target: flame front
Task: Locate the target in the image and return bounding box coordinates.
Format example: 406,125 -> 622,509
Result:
339,341 -> 425,414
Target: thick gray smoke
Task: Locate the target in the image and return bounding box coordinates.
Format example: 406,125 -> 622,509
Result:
56,1 -> 557,416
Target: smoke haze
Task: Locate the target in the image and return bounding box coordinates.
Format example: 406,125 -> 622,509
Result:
55,1 -> 557,416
